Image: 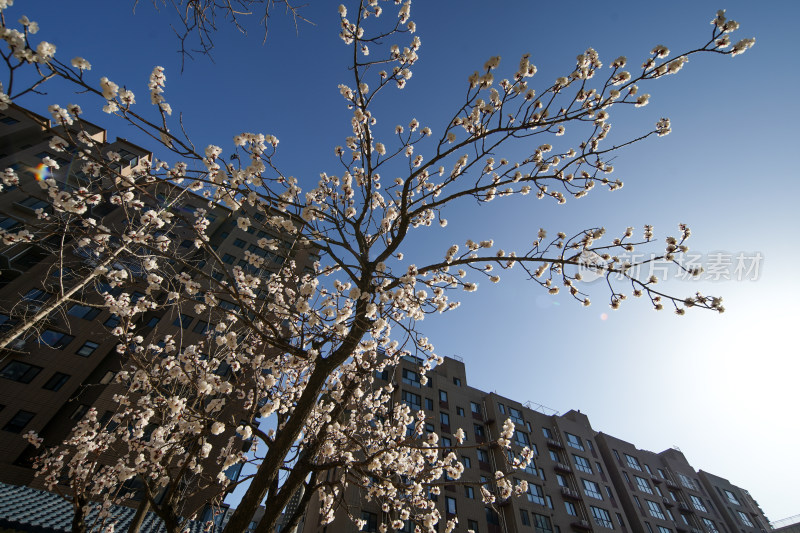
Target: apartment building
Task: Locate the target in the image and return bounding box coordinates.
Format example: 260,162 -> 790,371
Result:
0,104 -> 317,515
301,356 -> 770,533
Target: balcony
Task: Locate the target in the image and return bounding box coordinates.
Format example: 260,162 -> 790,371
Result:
663,497 -> 674,507
472,411 -> 484,421
678,503 -> 691,512
554,463 -> 573,473
571,520 -> 593,532
561,487 -> 581,500
547,438 -> 564,449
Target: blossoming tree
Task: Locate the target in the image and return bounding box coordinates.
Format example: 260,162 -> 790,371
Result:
0,1 -> 754,532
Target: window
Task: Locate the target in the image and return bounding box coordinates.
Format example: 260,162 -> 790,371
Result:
646,523 -> 654,533
654,485 -> 663,497
587,440 -> 595,453
453,377 -> 462,386
457,406 -> 465,416
3,410 -> 34,433
616,513 -> 625,529
514,430 -> 530,446
469,519 -> 480,532
173,314 -> 193,329
1,361 -> 43,383
66,304 -> 101,320
636,475 -> 653,494
689,495 -> 707,513
591,507 -> 614,529
17,196 -> 50,212
533,513 -> 553,533
633,496 -> 642,509
666,510 -> 675,522
471,401 -> 481,414
440,412 -> 450,427
658,527 -> 672,533
233,238 -> 246,248
425,397 -> 434,411
724,489 -> 740,505
70,404 -> 90,420
465,486 -> 474,499
737,512 -> 753,527
439,390 -> 448,402
477,449 -> 489,463
42,372 -> 70,391
222,253 -> 236,264
549,450 -> 559,462
38,330 -> 74,349
509,407 -> 524,425
702,518 -> 719,533
644,464 -> 653,475
442,437 -> 452,448
192,320 -> 209,334
104,315 -> 121,328
658,468 -> 667,479
583,479 -> 603,500
646,500 -> 665,520
678,473 -> 696,490
0,114 -> 19,125
542,427 -> 553,438
527,483 -> 546,505
574,455 -> 593,474
445,496 -> 457,516
360,511 -> 378,533
669,491 -> 677,502
402,368 -> 421,387
402,390 -> 421,411
486,507 -> 500,525
565,432 -> 584,450
76,340 -> 100,357
520,509 -> 531,526
20,286 -> 49,307
625,453 -> 642,471
565,502 -> 577,516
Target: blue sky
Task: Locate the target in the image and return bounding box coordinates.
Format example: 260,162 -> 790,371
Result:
11,0 -> 800,521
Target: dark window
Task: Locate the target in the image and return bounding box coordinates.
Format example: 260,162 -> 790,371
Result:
583,479 -> 603,499
527,484 -> 546,505
104,315 -> 121,328
425,397 -> 434,411
469,519 -> 481,532
439,389 -> 448,402
591,506 -> 614,529
521,509 -> 531,526
38,330 -> 74,349
486,507 -> 500,525
42,372 -> 70,391
145,316 -> 160,328
192,320 -> 209,334
3,410 -> 34,433
67,304 -> 101,320
445,496 -> 457,515
76,340 -> 100,357
402,390 -> 421,411
23,288 -> 49,303
565,432 -> 584,450
1,361 -> 43,383
440,412 -> 450,426
0,115 -> 20,125
514,430 -> 530,446
456,406 -> 465,416
173,314 -> 193,329
465,486 -> 474,499
470,401 -> 481,414
233,238 -> 246,248
574,455 -> 593,474
453,377 -> 462,386
222,253 -> 236,264
17,196 -> 50,212
533,513 -> 553,533
70,404 -> 90,420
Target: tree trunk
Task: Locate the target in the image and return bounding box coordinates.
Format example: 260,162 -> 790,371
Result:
71,495 -> 88,533
127,498 -> 151,533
